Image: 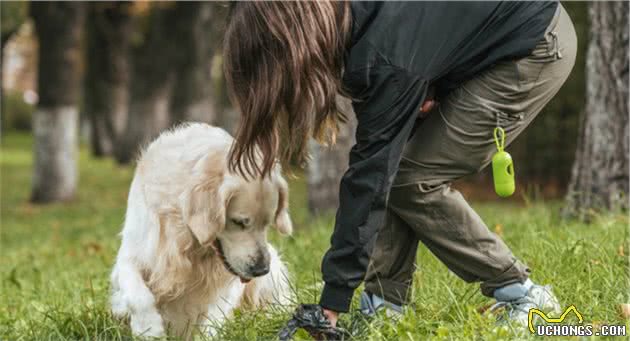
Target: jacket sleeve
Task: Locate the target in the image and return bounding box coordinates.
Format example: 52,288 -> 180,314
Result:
319,66 -> 428,312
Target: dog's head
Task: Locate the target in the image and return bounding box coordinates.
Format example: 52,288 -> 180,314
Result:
180,152 -> 292,281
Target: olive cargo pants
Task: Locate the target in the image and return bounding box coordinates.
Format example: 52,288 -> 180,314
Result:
364,5 -> 576,306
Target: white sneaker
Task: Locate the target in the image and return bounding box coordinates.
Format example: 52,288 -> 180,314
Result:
490,280 -> 561,327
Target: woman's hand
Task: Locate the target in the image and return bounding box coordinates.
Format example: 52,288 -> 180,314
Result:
322,308 -> 339,327
420,98 -> 437,114
419,86 -> 438,117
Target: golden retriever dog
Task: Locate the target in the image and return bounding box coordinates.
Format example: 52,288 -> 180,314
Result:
110,123 -> 293,338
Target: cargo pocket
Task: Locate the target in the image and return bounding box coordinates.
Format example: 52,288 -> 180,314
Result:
494,110 -> 524,131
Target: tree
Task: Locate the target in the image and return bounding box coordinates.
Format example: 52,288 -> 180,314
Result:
169,2 -> 215,124
30,2 -> 85,203
84,2 -> 132,157
207,4 -> 239,134
564,1 -> 629,219
114,3 -> 217,164
114,4 -> 177,164
307,97 -> 357,214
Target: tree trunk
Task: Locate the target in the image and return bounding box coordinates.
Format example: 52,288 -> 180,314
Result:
213,53 -> 239,135
169,2 -> 216,124
307,97 -> 357,214
208,4 -> 239,134
30,2 -> 85,203
84,2 -> 132,157
564,1 -> 629,219
114,5 -> 177,164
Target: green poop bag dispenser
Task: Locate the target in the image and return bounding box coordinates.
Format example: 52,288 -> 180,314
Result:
492,127 -> 515,197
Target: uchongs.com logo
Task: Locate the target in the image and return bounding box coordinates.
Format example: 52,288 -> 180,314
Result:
528,305 -> 627,337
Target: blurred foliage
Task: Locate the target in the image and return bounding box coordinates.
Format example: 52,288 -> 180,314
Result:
127,1 -> 176,49
1,1 -> 28,43
1,91 -> 33,132
0,1 -> 591,193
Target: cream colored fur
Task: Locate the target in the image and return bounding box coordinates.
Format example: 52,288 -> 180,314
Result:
110,123 -> 293,338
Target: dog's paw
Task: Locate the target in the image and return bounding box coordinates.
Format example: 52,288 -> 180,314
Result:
130,311 -> 165,338
110,290 -> 128,318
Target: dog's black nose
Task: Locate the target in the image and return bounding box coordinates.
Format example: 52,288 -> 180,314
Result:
249,262 -> 270,277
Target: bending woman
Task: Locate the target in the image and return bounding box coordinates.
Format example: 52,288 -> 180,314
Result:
224,1 -> 576,328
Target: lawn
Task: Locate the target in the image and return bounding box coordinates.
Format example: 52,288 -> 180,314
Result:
1,132 -> 628,340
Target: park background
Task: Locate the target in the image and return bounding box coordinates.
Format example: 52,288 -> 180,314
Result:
1,1 -> 628,340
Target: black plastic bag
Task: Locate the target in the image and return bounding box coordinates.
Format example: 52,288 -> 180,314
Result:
278,304 -> 350,341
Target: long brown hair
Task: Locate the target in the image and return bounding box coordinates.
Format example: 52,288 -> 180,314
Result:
224,1 -> 351,178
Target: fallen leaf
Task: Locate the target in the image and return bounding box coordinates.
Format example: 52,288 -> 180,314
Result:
494,224 -> 504,237
618,245 -> 625,257
620,304 -> 630,319
591,321 -> 606,333
85,241 -> 103,254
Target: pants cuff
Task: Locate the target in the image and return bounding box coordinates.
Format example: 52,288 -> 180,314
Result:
480,260 -> 531,297
320,283 -> 354,313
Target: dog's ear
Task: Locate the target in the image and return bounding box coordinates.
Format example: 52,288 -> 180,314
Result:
273,172 -> 293,235
181,155 -> 230,246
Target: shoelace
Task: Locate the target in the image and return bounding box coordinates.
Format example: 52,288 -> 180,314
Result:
489,296 -> 535,319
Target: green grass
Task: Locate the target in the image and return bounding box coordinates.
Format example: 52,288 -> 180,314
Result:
1,132 -> 628,340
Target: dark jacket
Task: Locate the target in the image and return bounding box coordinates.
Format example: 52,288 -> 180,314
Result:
320,1 -> 558,313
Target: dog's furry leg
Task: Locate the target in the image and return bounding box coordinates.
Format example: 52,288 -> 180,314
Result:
110,176 -> 165,337
111,258 -> 165,337
202,280 -> 246,337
